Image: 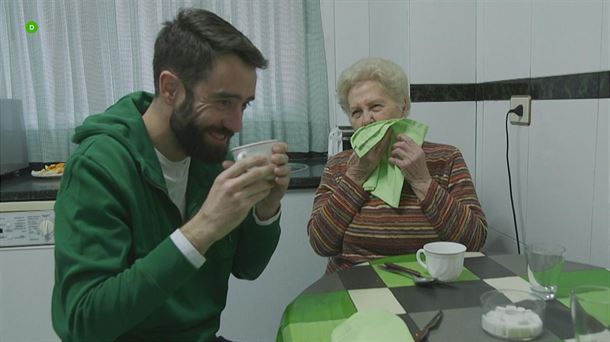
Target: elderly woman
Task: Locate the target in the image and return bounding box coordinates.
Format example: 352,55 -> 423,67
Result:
308,57 -> 487,273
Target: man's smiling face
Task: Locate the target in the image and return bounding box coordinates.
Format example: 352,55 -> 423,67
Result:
170,54 -> 257,163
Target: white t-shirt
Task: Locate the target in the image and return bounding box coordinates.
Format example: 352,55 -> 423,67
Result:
155,149 -> 206,267
155,149 -> 191,219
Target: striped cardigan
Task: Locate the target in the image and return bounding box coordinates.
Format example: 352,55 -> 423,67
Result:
308,142 -> 488,273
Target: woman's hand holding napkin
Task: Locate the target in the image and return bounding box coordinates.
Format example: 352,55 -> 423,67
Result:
389,134 -> 432,200
346,130 -> 392,186
349,118 -> 429,208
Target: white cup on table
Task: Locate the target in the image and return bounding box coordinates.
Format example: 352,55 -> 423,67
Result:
416,241 -> 466,281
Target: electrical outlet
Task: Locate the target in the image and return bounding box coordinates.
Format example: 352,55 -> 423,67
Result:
509,95 -> 532,126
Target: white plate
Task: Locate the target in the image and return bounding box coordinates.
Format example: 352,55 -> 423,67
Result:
31,170 -> 62,178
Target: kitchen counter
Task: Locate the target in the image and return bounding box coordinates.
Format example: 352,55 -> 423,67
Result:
0,175 -> 61,201
0,156 -> 327,202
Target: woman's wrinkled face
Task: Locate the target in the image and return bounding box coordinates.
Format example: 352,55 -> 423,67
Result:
346,80 -> 406,130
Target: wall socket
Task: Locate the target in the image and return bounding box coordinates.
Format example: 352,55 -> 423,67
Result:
509,95 -> 532,126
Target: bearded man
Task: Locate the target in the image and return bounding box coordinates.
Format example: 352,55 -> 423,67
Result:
51,9 -> 289,341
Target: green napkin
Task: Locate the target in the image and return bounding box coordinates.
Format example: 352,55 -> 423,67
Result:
350,118 -> 428,208
331,310 -> 413,342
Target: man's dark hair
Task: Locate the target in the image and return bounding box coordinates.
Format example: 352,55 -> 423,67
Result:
153,8 -> 268,94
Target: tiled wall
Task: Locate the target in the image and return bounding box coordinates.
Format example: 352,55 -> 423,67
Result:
322,0 -> 609,267
475,0 -> 608,268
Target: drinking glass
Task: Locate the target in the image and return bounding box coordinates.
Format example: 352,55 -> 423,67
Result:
525,243 -> 565,300
571,285 -> 610,342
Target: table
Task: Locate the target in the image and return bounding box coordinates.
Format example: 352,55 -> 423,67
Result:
277,252 -> 610,341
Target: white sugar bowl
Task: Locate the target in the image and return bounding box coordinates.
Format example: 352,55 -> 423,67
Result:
480,289 -> 546,341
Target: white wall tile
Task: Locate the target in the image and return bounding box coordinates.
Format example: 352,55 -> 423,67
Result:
409,0 -> 476,84
410,102 -> 477,177
321,0 -> 338,130
335,109 -> 350,127
334,0 -> 369,127
476,101 -> 530,246
476,0 -> 532,82
334,0 -> 370,72
601,0 -> 610,70
524,100 -> 598,264
531,0 -> 604,77
590,99 -> 609,268
483,227 -> 521,255
369,0 -> 410,74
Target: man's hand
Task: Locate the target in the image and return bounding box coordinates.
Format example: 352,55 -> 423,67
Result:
346,130 -> 391,186
389,134 -> 432,200
254,142 -> 290,220
181,156 -> 275,255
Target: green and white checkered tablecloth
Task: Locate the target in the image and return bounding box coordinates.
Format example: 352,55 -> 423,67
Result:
277,253 -> 610,342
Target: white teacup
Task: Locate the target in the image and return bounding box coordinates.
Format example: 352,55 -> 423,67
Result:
415,241 -> 466,281
231,139 -> 277,162
231,140 -> 277,180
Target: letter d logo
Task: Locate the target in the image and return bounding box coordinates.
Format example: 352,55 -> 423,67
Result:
25,21 -> 39,33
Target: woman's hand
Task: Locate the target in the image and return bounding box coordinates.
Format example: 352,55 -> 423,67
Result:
389,134 -> 432,200
346,130 -> 392,186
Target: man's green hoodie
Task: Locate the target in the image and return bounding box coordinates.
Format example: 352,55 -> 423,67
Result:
51,92 -> 281,341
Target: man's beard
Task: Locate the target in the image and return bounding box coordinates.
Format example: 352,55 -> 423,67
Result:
169,90 -> 233,163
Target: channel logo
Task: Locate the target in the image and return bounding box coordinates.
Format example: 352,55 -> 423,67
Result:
25,21 -> 39,33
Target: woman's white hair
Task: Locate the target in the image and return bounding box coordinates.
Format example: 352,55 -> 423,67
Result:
337,57 -> 410,116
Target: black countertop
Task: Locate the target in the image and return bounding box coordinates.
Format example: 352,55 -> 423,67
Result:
0,157 -> 326,202
285,157 -> 326,189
